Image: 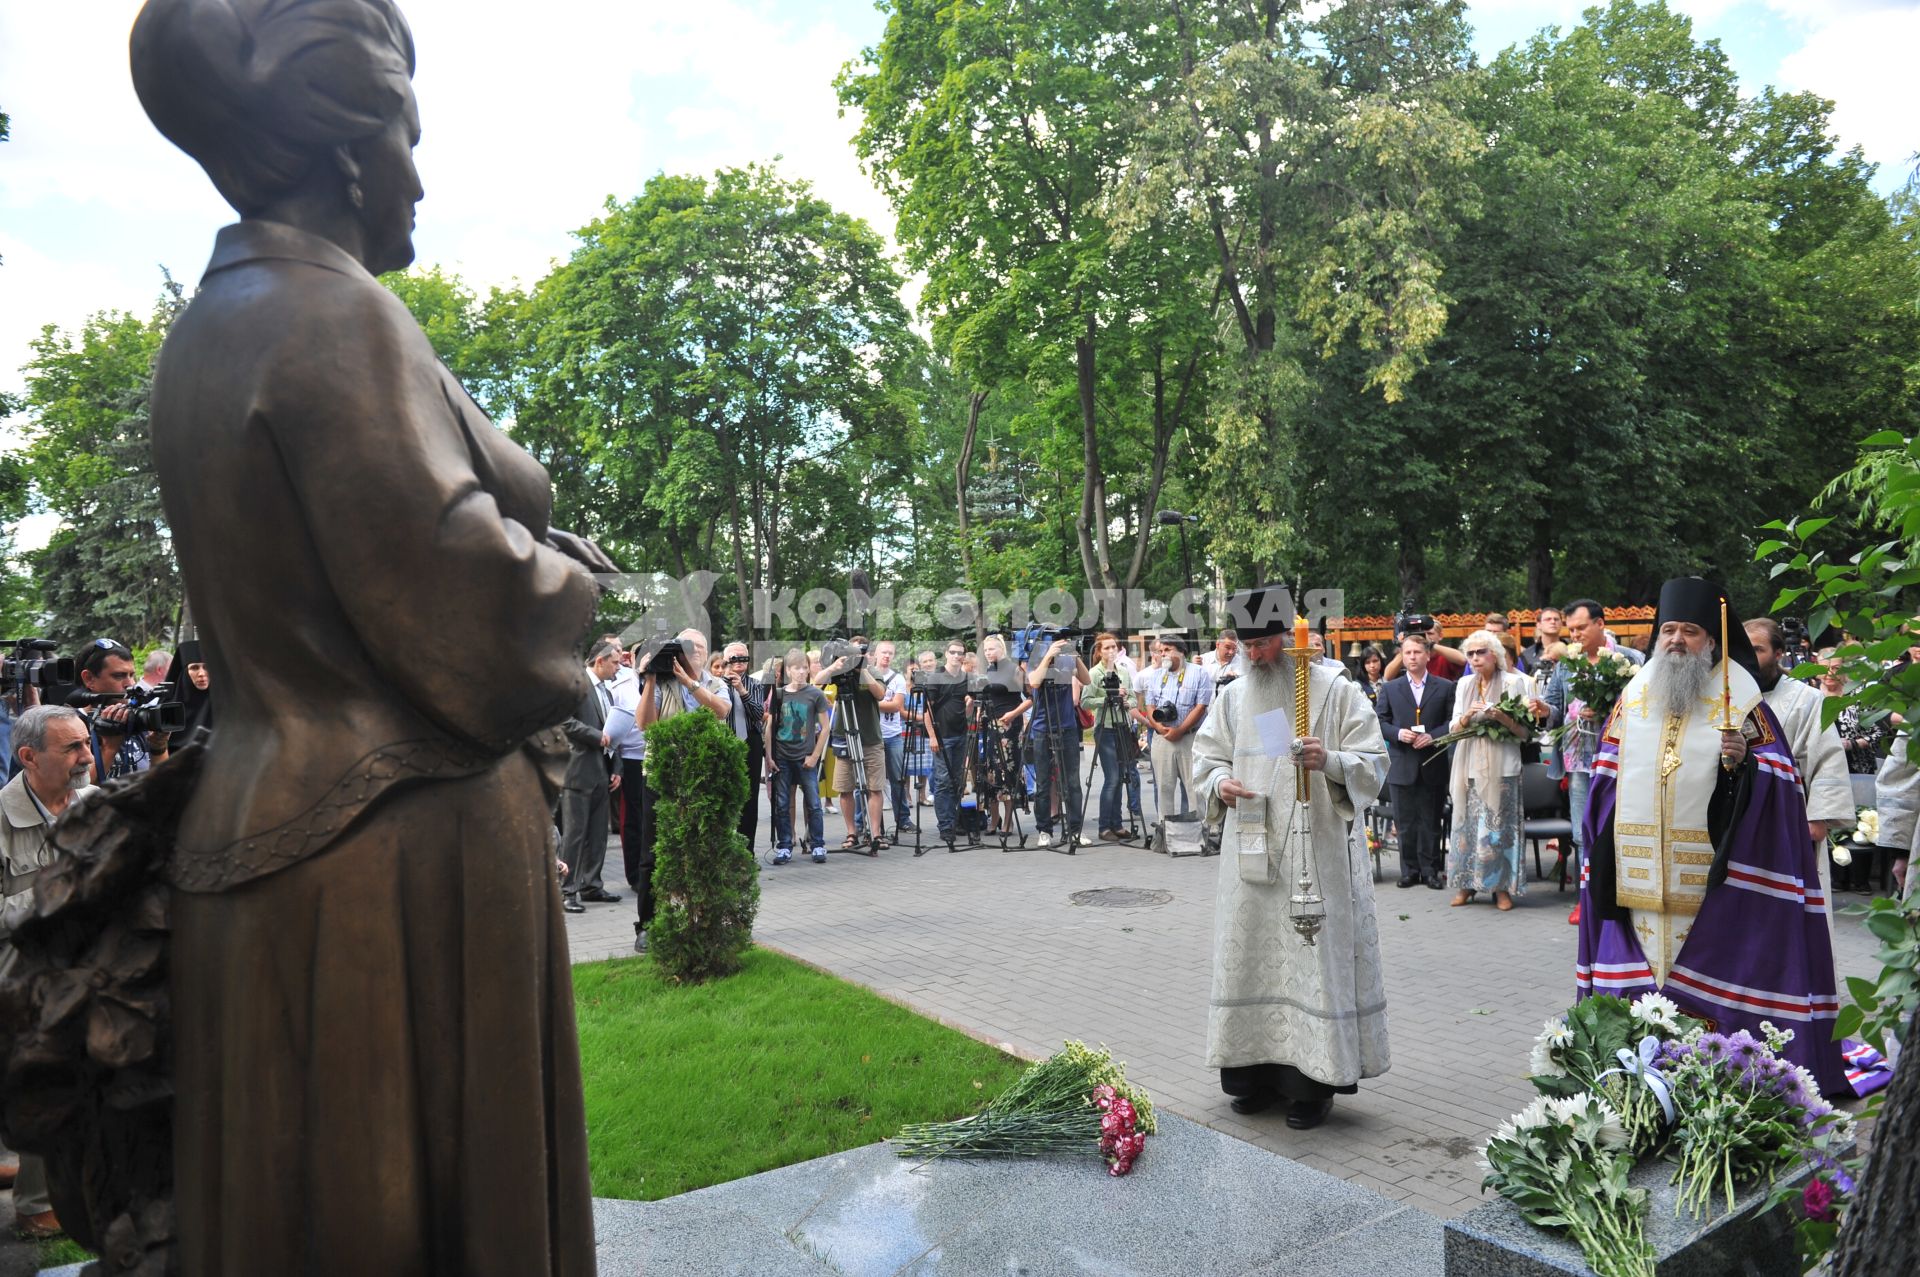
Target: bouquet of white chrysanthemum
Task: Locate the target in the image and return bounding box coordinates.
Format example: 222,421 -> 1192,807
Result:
1480,1092 -> 1654,1277
1528,993 -> 1699,1157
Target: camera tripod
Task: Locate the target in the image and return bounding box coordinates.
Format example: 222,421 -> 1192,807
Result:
902,681 -> 935,858
1082,680 -> 1144,845
968,694 -> 1028,852
827,677 -> 881,857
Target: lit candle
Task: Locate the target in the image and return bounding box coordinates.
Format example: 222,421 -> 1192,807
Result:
1295,614 -> 1310,652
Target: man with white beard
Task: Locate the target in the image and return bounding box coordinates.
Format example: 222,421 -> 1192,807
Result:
1575,577 -> 1850,1095
1191,586 -> 1389,1129
0,705 -> 101,1239
1745,618 -> 1854,927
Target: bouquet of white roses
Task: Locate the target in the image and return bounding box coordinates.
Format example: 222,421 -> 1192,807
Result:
1480,1092 -> 1654,1277
1546,647 -> 1638,749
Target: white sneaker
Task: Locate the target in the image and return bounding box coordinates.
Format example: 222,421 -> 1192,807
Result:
1035,830 -> 1054,848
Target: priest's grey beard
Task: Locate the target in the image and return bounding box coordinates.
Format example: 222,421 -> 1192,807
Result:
1646,649 -> 1713,720
1246,652 -> 1296,697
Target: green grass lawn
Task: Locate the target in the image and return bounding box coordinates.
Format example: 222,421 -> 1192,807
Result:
576,946 -> 1028,1200
33,945 -> 1014,1267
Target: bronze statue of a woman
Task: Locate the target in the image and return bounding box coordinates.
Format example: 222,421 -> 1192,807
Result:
126,2 -> 602,1270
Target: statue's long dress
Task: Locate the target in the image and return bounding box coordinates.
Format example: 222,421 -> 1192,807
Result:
151,220 -> 599,1276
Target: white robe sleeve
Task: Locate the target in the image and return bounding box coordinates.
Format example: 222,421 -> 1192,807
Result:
1319,676 -> 1388,822
1803,720 -> 1856,828
1191,679 -> 1239,829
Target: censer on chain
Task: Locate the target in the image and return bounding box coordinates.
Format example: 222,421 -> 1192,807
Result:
1286,613 -> 1326,946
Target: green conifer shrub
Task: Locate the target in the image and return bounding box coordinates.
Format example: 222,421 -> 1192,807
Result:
644,709 -> 760,981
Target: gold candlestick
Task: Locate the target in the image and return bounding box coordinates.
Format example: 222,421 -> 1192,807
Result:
1286,614 -> 1324,945
1716,597 -> 1735,730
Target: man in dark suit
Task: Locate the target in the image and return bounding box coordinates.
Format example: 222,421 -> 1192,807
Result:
559,641 -> 625,911
1376,633 -> 1456,889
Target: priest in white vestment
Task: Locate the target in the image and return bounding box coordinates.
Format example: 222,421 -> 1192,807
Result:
1746,619 -> 1854,929
1192,587 -> 1390,1129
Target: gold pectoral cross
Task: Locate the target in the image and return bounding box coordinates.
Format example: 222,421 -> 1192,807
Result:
1658,715 -> 1684,780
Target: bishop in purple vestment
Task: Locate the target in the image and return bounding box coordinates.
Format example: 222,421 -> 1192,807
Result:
1573,578 -> 1855,1096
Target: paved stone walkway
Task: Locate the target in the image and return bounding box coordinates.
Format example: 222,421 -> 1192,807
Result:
562,799 -> 1884,1221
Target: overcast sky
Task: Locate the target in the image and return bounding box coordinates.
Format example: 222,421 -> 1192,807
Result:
1,0 -> 1914,419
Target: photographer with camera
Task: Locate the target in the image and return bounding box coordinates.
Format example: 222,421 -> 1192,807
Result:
922,641 -> 972,841
814,637 -> 893,849
1133,637 -> 1215,841
1025,632 -> 1090,849
69,638 -> 177,782
719,640 -> 768,847
871,641 -> 913,836
1083,631 -> 1142,841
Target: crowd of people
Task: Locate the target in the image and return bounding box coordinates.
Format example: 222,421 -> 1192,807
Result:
553,602 -> 1904,944
555,628 -> 1237,902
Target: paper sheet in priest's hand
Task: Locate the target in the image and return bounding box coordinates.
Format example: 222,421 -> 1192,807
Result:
1255,706 -> 1295,758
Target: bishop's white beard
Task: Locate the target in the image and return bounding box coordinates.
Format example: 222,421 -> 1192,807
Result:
1646,649 -> 1713,720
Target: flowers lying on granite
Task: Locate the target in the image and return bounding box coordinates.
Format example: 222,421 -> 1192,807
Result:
1656,1021 -> 1852,1219
1528,994 -> 1700,1156
1480,1090 -> 1654,1277
893,1041 -> 1155,1176
1094,1085 -> 1146,1175
1802,1175 -> 1836,1223
1855,807 -> 1879,845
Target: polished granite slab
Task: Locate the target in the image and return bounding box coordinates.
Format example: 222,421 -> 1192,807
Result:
40,1113 -> 1444,1276
590,1111 -> 1440,1276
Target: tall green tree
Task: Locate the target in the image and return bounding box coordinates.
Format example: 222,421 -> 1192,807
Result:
841,0 -> 1215,595
1116,0 -> 1483,583
509,165 -> 924,630
15,284 -> 186,651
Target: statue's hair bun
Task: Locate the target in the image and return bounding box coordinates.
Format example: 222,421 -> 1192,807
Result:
131,0 -> 415,216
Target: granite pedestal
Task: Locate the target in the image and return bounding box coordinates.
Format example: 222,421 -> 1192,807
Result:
42,1113 -> 1443,1276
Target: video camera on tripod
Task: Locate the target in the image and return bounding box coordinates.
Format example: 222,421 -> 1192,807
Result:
1780,616 -> 1814,670
821,634 -> 869,687
0,639 -> 75,696
1012,623 -> 1089,685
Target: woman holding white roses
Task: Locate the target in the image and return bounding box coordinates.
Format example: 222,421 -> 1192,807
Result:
1447,631 -> 1544,909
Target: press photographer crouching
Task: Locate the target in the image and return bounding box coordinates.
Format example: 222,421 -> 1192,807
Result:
1,704 -> 100,1239
65,639 -> 184,782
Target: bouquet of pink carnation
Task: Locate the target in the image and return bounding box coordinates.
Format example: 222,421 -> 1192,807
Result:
893,1041 -> 1155,1176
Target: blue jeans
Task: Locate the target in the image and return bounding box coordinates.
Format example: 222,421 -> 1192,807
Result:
884,735 -> 913,829
772,757 -> 824,852
1031,728 -> 1084,835
931,739 -> 967,835
1095,727 -> 1128,832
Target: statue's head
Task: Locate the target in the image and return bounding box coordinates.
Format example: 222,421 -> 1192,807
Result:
131,0 -> 421,272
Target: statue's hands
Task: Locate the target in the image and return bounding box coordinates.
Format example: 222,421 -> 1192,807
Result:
547,528 -> 618,575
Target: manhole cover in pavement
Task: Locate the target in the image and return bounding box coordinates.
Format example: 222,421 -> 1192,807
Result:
1070,887 -> 1173,908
